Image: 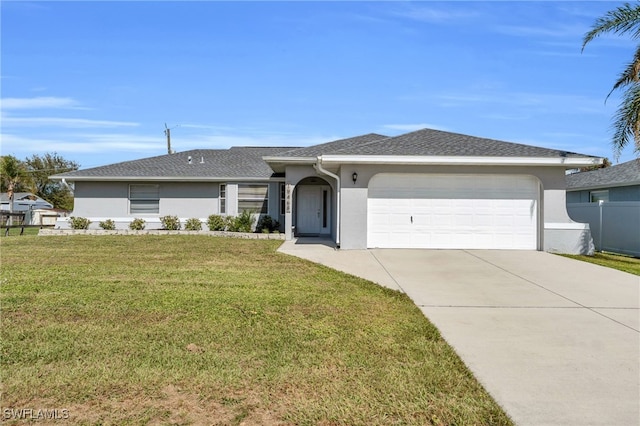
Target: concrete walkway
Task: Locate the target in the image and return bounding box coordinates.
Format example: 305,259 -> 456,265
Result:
278,239 -> 640,426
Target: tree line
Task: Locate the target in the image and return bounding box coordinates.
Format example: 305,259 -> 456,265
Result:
0,153 -> 79,212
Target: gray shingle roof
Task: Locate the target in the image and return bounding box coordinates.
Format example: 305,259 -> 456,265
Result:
53,128 -> 602,181
0,192 -> 45,202
272,133 -> 388,158
53,147 -> 294,180
566,158 -> 640,190
327,128 -> 596,158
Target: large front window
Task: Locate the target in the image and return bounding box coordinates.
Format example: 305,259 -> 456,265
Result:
129,184 -> 159,214
238,184 -> 268,214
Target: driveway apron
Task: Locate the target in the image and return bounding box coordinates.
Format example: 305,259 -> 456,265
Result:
278,241 -> 640,426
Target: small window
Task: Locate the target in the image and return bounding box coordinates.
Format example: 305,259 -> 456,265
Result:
238,183 -> 268,214
220,184 -> 226,214
590,190 -> 609,203
130,184 -> 159,214
322,189 -> 328,228
280,183 -> 286,216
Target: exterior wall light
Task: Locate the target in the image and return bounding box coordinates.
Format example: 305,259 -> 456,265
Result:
352,172 -> 358,184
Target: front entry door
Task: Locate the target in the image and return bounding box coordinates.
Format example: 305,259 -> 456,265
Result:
297,186 -> 322,235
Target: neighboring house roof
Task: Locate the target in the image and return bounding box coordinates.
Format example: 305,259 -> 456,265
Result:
52,147 -> 297,181
566,158 -> 640,191
1,192 -> 44,202
0,193 -> 53,210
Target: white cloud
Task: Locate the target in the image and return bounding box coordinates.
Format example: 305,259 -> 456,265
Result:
434,91 -> 609,115
479,113 -> 530,121
0,133 -> 162,155
393,6 -> 480,23
0,131 -> 337,159
2,117 -> 139,128
1,96 -> 80,110
193,133 -> 334,150
382,123 -> 448,132
494,24 -> 584,39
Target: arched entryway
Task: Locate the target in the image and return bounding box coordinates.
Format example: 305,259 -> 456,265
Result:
294,176 -> 332,236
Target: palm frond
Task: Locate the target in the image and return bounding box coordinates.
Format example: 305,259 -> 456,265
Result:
582,2 -> 640,51
611,82 -> 640,159
607,44 -> 640,100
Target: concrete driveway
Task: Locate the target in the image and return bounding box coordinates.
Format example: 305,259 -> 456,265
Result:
278,240 -> 640,426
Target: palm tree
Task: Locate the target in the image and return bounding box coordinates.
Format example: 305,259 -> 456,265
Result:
583,2 -> 640,159
1,155 -> 27,225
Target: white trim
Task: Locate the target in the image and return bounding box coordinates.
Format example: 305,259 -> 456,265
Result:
50,176 -> 284,182
262,156 -> 316,163
544,222 -> 590,230
319,155 -> 602,167
314,158 -> 341,246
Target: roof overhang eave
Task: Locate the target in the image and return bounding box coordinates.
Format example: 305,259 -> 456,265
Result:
49,176 -> 283,182
262,156 -> 317,164
319,155 -> 603,168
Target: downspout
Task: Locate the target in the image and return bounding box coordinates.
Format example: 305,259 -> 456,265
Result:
61,179 -> 74,196
314,156 -> 340,248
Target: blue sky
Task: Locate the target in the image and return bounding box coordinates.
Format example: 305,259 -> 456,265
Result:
2,1 -> 638,169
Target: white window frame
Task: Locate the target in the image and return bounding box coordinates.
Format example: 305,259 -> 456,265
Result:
129,184 -> 159,214
280,183 -> 286,217
238,183 -> 268,214
219,184 -> 226,214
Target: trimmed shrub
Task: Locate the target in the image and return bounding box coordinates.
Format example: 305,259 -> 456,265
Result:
207,214 -> 226,231
229,210 -> 255,233
129,218 -> 146,230
256,215 -> 279,233
69,216 -> 91,230
184,218 -> 202,231
99,219 -> 116,230
160,215 -> 180,230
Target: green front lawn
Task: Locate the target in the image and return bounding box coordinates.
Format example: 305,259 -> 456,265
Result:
0,235 -> 511,425
0,226 -> 41,237
561,252 -> 640,276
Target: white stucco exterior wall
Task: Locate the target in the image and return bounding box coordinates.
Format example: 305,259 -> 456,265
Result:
62,180 -> 283,231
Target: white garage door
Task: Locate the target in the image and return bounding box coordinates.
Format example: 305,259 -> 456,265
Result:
367,174 -> 539,249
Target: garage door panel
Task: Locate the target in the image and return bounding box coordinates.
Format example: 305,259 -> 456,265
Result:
367,174 -> 538,250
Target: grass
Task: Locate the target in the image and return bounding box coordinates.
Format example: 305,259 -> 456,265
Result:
0,226 -> 41,237
561,252 -> 640,276
0,235 -> 512,425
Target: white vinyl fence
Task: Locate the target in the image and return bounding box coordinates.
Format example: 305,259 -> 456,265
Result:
567,201 -> 640,257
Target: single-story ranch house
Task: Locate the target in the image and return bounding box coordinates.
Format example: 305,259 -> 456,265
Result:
51,128 -> 602,254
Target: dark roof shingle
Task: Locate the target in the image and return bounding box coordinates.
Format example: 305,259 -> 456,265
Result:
566,158 -> 640,190
328,128 -> 595,158
54,128 -> 601,180
272,133 -> 388,158
54,147 -> 292,179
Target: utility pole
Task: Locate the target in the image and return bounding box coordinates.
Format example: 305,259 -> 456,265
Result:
164,123 -> 172,154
